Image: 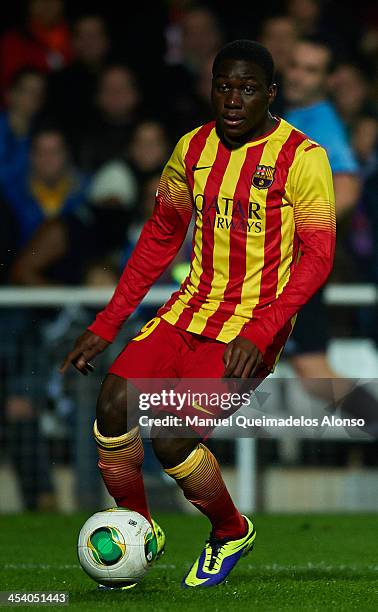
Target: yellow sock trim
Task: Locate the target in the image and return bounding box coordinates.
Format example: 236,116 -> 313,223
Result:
164,444 -> 206,479
93,420 -> 139,449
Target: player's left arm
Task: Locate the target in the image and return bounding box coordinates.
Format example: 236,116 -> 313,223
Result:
225,145 -> 336,377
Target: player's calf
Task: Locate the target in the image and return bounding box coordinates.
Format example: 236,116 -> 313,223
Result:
154,432 -> 247,539
94,374 -> 151,522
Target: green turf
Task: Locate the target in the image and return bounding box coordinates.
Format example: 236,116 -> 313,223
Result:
1,513 -> 377,611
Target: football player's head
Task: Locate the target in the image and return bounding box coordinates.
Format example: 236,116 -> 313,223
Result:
211,40 -> 277,146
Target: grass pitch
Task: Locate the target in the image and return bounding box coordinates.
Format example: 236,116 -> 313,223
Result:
1,513 -> 377,611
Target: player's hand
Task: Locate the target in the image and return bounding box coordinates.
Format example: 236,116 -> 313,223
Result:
223,336 -> 264,378
59,330 -> 110,375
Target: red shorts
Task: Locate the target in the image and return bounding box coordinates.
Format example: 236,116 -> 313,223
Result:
109,317 -> 271,437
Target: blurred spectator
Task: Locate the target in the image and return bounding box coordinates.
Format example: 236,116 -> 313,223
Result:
180,5 -> 223,72
1,393 -> 56,511
127,120 -> 170,198
0,68 -> 46,185
352,114 -> 378,175
11,161 -> 136,286
121,172 -> 192,286
328,62 -> 376,130
84,263 -> 119,288
260,15 -> 298,75
79,65 -> 142,171
287,0 -> 323,36
346,114 -> 378,284
2,126 -> 87,247
364,168 -> 378,287
178,55 -> 215,135
121,173 -> 171,321
284,37 -> 360,217
360,17 -> 378,72
259,15 -> 298,116
89,160 -> 137,210
121,173 -> 160,265
47,14 -> 111,146
160,6 -> 223,139
286,0 -> 363,57
0,0 -> 72,94
363,167 -> 378,347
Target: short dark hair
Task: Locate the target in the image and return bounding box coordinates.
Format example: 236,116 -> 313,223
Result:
212,40 -> 275,86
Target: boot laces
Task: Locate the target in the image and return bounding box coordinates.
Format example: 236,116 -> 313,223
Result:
205,534 -> 228,571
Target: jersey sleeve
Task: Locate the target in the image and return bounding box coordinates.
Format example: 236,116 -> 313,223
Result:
88,135 -> 193,342
240,145 -> 336,355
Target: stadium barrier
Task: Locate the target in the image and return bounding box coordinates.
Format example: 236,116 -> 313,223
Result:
0,283 -> 376,306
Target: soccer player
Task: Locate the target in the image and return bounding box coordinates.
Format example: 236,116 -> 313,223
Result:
61,40 -> 336,588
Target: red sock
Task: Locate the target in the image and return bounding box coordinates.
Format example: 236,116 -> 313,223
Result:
94,421 -> 151,523
165,444 -> 246,539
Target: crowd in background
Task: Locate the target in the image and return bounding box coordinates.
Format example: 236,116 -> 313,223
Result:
0,0 -> 378,510
0,0 -> 377,289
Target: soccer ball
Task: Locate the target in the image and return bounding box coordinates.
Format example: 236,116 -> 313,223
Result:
77,508 -> 157,587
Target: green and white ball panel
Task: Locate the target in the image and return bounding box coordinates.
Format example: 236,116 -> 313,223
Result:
88,526 -> 125,566
78,508 -> 156,586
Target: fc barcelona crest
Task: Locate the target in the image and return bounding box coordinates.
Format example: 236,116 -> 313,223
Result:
252,165 -> 275,189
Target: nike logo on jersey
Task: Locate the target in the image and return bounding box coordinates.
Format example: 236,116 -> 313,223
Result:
192,164 -> 213,171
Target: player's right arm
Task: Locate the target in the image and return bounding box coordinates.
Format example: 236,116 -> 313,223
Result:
60,135 -> 193,374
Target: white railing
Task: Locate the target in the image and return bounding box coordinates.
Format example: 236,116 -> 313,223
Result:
0,283 -> 376,307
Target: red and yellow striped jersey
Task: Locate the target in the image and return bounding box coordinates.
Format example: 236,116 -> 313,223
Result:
89,119 -> 336,363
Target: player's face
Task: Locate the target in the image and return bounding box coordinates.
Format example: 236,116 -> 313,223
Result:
211,59 -> 276,146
